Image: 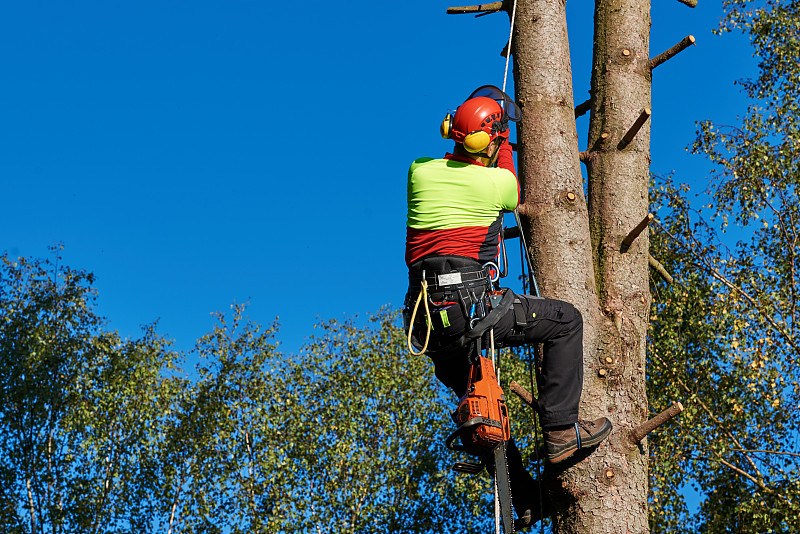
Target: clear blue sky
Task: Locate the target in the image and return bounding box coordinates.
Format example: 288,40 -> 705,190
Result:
2,1 -> 756,356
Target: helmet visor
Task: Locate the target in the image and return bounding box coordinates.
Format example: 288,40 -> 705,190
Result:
468,85 -> 521,121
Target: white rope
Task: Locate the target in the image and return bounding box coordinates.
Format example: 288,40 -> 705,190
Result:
501,0 -> 519,97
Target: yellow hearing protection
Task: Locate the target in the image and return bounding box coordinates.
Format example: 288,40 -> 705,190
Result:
463,130 -> 492,153
441,111 -> 492,153
440,113 -> 453,139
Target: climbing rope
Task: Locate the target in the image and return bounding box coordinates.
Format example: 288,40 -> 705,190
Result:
520,238 -> 545,534
501,0 -> 518,96
406,280 -> 432,356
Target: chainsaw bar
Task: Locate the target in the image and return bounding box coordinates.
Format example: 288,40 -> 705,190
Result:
494,441 -> 514,533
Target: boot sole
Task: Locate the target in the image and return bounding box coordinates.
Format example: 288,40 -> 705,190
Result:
546,420 -> 613,464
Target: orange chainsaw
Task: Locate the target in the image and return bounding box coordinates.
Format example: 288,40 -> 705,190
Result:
446,354 -> 515,533
445,354 -> 511,455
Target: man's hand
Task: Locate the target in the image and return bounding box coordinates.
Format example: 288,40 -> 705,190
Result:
497,127 -> 510,143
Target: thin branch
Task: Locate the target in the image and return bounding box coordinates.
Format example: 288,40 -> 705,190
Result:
621,213 -> 654,252
92,439 -> 119,534
693,453 -> 791,503
655,218 -> 800,356
167,462 -> 189,534
46,430 -> 54,526
509,380 -> 539,412
651,352 -> 765,481
575,98 -> 592,118
244,427 -> 257,520
688,455 -> 770,493
732,449 -> 800,459
649,35 -> 696,70
618,109 -> 651,150
447,2 -> 504,14
630,401 -> 683,443
767,184 -> 798,336
676,0 -> 698,6
648,254 -> 674,284
26,477 -> 36,533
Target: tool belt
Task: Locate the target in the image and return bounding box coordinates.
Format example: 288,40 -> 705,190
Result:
405,256 -> 515,352
408,255 -> 491,296
407,256 -> 493,323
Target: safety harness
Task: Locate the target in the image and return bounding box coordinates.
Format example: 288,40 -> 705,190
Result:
406,260 -> 516,356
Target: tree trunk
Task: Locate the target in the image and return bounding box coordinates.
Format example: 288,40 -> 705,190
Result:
511,0 -> 651,532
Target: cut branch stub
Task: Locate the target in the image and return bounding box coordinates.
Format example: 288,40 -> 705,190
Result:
509,381 -> 539,412
630,402 -> 684,444
587,132 -> 611,155
649,35 -> 696,70
676,0 -> 698,7
617,109 -> 651,150
575,98 -> 592,118
620,213 -> 654,252
648,254 -> 674,284
446,1 -> 504,15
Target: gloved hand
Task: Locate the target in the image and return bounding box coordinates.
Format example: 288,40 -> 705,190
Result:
497,124 -> 511,143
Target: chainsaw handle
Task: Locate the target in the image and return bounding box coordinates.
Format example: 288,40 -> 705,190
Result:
445,417 -> 502,452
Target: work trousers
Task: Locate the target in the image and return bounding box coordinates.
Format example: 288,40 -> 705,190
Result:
406,289 -> 584,514
420,293 -> 584,429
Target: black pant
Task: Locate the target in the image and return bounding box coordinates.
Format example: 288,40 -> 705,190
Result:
420,294 -> 583,428
407,290 -> 583,514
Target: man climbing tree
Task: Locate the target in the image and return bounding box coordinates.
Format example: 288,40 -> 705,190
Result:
404,85 -> 612,530
438,0 -> 697,532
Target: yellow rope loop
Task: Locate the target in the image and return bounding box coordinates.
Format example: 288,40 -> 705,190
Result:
407,280 -> 432,356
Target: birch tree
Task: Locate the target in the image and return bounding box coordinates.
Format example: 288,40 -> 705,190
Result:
648,0 -> 800,531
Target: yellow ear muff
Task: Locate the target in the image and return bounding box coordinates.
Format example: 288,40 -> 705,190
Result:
440,113 -> 453,139
463,130 -> 491,153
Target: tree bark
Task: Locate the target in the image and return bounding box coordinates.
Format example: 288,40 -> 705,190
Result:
448,0 -> 655,529
511,0 -> 651,532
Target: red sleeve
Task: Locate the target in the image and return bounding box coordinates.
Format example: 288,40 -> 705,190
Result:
495,139 -> 519,204
496,139 -> 516,177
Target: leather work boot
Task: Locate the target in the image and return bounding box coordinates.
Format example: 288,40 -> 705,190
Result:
544,418 -> 613,464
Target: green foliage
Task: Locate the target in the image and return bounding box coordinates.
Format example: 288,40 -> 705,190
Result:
647,1 -> 800,531
1,249 -> 513,532
0,249 -> 185,534
162,305 -> 499,533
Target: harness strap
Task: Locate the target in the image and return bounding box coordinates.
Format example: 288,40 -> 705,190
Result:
457,288 -> 515,348
410,267 -> 491,291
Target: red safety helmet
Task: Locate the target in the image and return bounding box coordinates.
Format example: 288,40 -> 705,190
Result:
441,85 -> 521,153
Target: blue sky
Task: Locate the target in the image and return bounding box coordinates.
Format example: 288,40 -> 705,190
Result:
2,1 -> 756,356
